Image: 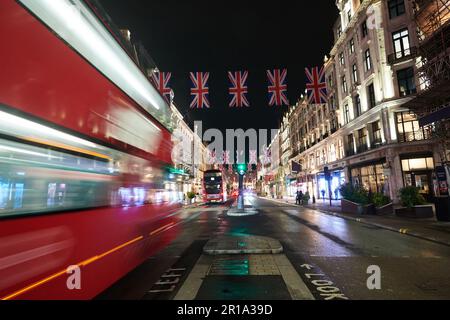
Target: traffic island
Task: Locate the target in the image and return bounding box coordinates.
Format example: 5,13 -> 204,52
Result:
227,208 -> 259,216
203,235 -> 283,255
226,195 -> 259,216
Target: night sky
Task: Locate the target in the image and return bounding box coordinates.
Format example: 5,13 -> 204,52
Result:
100,1 -> 338,133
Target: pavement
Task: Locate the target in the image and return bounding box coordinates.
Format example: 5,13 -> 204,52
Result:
203,235 -> 283,255
263,196 -> 450,247
98,196 -> 450,300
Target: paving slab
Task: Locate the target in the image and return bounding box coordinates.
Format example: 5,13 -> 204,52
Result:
203,235 -> 283,255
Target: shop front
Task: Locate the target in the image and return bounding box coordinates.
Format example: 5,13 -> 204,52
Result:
400,153 -> 435,202
349,159 -> 388,195
296,174 -> 308,194
317,169 -> 345,200
286,175 -> 297,197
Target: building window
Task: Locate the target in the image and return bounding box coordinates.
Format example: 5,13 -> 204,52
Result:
352,64 -> 359,83
351,163 -> 386,193
401,157 -> 434,171
388,0 -> 406,19
347,10 -> 352,23
361,20 -> 368,38
372,121 -> 382,145
337,25 -> 342,38
342,76 -> 348,94
338,139 -> 344,158
354,94 -> 362,117
347,134 -> 355,156
364,49 -> 372,71
396,111 -> 430,142
329,95 -> 336,110
349,38 -> 355,54
393,28 -> 411,59
397,67 -> 417,96
367,83 -> 376,109
328,75 -> 334,88
357,128 -> 368,153
339,52 -> 345,66
344,103 -> 350,124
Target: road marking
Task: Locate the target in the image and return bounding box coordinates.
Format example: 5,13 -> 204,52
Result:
298,263 -> 349,300
273,255 -> 314,300
174,255 -> 214,300
148,268 -> 187,293
174,253 -> 314,300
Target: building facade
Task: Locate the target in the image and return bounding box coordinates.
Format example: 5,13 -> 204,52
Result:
285,0 -> 444,204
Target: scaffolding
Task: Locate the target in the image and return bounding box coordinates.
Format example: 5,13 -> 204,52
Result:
400,1 -> 450,168
405,0 -> 450,114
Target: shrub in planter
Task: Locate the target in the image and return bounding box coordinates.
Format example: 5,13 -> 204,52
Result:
339,183 -> 369,205
372,192 -> 393,215
302,192 -> 310,205
339,183 -> 374,214
372,193 -> 391,208
396,186 -> 433,218
398,186 -> 426,208
187,191 -> 196,203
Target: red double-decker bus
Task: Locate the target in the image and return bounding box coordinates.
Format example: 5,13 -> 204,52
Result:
0,0 -> 182,300
203,170 -> 228,203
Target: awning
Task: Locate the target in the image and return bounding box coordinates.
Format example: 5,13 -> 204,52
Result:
419,105 -> 450,126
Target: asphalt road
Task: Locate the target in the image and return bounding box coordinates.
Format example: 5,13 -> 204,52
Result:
97,197 -> 450,300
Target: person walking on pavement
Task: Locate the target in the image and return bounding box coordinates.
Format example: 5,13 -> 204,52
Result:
296,190 -> 304,205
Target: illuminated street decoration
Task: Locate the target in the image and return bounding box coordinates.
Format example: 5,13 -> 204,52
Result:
267,69 -> 289,106
228,71 -> 250,107
151,71 -> 172,104
190,72 -> 210,109
305,66 -> 327,104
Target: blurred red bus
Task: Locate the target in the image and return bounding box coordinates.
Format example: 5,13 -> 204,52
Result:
0,0 -> 182,300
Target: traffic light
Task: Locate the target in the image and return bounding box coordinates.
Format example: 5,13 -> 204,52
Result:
324,166 -> 331,181
235,163 -> 248,176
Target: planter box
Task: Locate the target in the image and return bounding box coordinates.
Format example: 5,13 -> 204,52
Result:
434,197 -> 450,222
375,203 -> 394,216
341,199 -> 375,215
395,205 -> 434,219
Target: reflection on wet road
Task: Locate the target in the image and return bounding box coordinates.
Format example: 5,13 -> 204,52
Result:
99,197 -> 450,300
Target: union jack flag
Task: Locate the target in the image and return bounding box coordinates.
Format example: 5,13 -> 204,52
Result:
267,69 -> 289,106
305,66 -> 327,104
190,72 -> 210,109
228,71 -> 249,107
249,150 -> 257,165
151,71 -> 172,104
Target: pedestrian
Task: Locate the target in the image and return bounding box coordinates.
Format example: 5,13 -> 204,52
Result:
296,190 -> 301,205
298,190 -> 304,205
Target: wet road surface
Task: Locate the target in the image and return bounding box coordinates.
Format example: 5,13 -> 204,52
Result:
97,197 -> 450,300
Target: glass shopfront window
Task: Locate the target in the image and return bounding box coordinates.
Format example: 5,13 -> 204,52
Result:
351,163 -> 386,193
401,156 -> 435,200
396,112 -> 430,142
317,170 -> 345,200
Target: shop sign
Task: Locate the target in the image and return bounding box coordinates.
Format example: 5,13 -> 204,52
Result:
436,166 -> 449,195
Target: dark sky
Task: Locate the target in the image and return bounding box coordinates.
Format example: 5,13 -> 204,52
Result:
99,0 -> 338,133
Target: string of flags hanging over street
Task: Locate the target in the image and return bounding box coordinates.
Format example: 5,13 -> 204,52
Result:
150,67 -> 327,109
